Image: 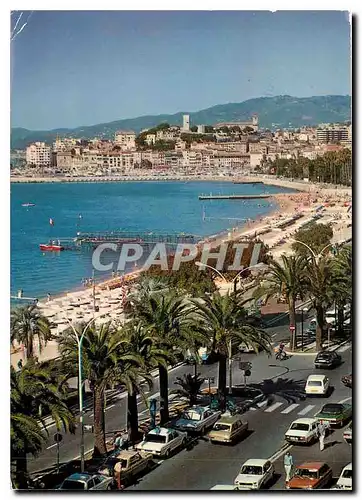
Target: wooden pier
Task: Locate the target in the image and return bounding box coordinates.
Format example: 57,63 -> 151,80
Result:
198,194 -> 272,200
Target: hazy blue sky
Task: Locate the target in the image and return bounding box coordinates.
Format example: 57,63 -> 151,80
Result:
11,10 -> 351,130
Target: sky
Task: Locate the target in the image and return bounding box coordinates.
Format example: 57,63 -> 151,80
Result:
10,10 -> 351,130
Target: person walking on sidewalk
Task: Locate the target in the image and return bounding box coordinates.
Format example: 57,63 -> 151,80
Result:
284,451 -> 294,484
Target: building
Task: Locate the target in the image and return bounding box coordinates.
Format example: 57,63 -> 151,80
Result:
10,150 -> 26,168
316,126 -> 349,144
114,130 -> 136,150
214,115 -> 258,132
182,114 -> 190,132
26,142 -> 51,166
197,125 -> 205,134
145,134 -> 156,146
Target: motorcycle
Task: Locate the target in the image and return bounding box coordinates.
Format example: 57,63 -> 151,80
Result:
275,349 -> 287,361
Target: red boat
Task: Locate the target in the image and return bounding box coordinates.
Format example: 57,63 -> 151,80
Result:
40,241 -> 64,252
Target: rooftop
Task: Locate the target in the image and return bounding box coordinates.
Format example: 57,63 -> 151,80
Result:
242,459 -> 269,467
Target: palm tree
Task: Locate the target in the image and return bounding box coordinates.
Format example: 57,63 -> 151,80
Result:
11,305 -> 51,359
304,256 -> 335,351
58,322 -> 140,456
132,291 -> 196,424
11,361 -> 75,489
118,320 -> 172,442
254,255 -> 307,351
329,246 -> 352,335
170,373 -> 205,406
192,291 -> 271,397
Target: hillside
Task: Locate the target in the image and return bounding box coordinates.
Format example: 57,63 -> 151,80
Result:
11,95 -> 351,149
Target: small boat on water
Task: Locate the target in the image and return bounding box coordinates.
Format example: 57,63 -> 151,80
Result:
40,240 -> 64,252
22,202 -> 36,207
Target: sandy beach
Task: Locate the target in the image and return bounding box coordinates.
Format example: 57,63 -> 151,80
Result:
11,179 -> 352,367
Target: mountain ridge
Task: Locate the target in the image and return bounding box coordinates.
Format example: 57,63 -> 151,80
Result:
11,94 -> 351,149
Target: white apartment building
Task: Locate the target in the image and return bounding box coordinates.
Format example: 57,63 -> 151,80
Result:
182,150 -> 203,168
145,134 -> 156,146
182,114 -> 190,132
26,142 -> 51,166
114,130 -> 136,150
197,125 -> 205,134
211,142 -> 248,154
212,152 -> 249,169
316,126 -> 349,144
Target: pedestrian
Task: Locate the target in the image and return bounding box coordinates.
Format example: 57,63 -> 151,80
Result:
114,461 -> 125,490
47,293 -> 51,303
17,359 -> 23,370
284,451 -> 293,484
318,421 -> 326,451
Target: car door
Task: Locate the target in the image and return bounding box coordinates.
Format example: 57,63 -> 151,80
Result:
263,461 -> 273,485
169,431 -> 178,452
310,422 -> 318,440
87,478 -> 96,490
128,455 -> 140,476
317,464 -> 331,488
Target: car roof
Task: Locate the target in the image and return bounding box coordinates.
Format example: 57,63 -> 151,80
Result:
186,406 -> 209,413
66,473 -> 92,481
242,459 -> 269,467
307,374 -> 327,381
148,427 -> 174,436
297,462 -> 326,470
116,450 -> 141,459
218,414 -> 244,424
343,463 -> 352,470
291,418 -> 317,425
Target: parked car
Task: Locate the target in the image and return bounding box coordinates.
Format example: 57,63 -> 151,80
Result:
336,463 -> 352,490
284,418 -> 320,445
208,414 -> 248,444
210,485 -> 239,490
341,374 -> 352,388
343,422 -> 352,444
305,374 -> 330,396
314,351 -> 341,369
314,403 -> 352,427
173,406 -> 221,434
238,342 -> 256,353
135,427 -> 187,458
234,459 -> 274,489
287,462 -> 333,490
58,473 -> 115,491
98,450 -> 153,486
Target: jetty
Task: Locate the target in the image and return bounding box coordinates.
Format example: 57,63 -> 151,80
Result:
233,181 -> 264,185
198,194 -> 272,200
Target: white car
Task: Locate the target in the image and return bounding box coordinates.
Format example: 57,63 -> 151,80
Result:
305,374 -> 330,396
336,463 -> 352,490
210,485 -> 239,490
284,418 -> 320,445
58,473 -> 115,490
234,459 -> 274,489
135,427 -> 187,458
174,406 -> 221,434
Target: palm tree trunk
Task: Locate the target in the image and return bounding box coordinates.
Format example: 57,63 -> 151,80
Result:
26,335 -> 34,359
288,298 -> 297,351
315,304 -> 324,351
158,364 -> 169,425
337,302 -> 344,336
15,450 -> 28,490
194,360 -> 197,379
127,390 -> 139,445
93,384 -> 106,457
218,354 -> 227,395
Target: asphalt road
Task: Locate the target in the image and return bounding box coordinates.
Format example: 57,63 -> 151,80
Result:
26,312 -> 328,474
126,342 -> 352,491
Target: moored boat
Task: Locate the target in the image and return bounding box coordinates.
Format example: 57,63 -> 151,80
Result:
40,240 -> 64,251
22,202 -> 36,207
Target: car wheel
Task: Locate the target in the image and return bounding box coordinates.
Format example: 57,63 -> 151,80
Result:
164,449 -> 171,459
200,426 -> 206,436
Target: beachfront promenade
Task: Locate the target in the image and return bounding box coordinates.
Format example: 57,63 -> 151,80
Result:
10,178 -> 352,368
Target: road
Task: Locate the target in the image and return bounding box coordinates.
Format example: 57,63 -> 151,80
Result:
126,342 -> 352,490
27,310 -> 337,475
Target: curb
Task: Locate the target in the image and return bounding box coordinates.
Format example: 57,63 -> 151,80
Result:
285,338 -> 351,357
269,442 -> 293,463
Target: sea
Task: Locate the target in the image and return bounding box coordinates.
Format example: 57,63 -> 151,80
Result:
11,181 -> 296,303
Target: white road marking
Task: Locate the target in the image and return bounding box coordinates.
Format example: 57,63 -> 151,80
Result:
89,413 -> 94,418
281,403 -> 300,414
139,409 -> 148,416
106,404 -> 115,411
257,400 -> 268,408
338,397 -> 352,404
265,402 -> 284,413
46,443 -> 57,450
297,404 -> 315,416
337,344 -> 351,353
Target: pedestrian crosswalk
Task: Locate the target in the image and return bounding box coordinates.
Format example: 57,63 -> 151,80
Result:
248,397 -> 351,418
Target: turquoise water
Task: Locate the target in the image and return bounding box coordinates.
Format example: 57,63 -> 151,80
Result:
11,181 -> 296,300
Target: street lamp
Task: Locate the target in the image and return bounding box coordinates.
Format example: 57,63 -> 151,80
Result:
64,316 -> 99,472
291,239 -> 336,262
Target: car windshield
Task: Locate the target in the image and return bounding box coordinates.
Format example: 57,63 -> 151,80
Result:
308,381 -> 322,386
321,404 -> 343,414
145,434 -> 166,444
240,466 -> 263,475
61,480 -> 86,490
290,423 -> 310,431
182,411 -> 202,421
342,470 -> 352,479
317,353 -> 332,359
213,423 -> 231,431
294,469 -> 318,479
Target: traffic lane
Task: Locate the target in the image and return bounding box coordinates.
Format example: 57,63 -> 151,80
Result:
270,426 -> 352,490
127,404 -> 315,491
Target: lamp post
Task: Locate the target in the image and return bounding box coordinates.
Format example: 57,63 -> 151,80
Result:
291,239 -> 335,263
300,307 -> 309,351
64,316 -> 99,472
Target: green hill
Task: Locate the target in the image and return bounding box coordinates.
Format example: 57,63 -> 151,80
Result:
11,95 -> 351,149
